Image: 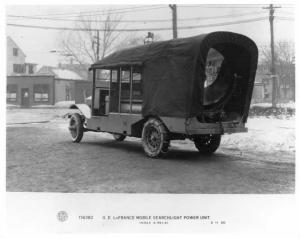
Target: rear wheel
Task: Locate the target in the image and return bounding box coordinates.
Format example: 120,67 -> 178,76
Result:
68,113 -> 84,143
112,134 -> 126,141
193,134 -> 221,154
141,118 -> 170,158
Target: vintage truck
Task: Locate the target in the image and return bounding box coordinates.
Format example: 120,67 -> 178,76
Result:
68,31 -> 258,158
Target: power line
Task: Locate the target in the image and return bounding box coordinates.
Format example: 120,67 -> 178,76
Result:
7,17 -> 268,32
31,6 -> 167,19
277,10 -> 294,15
7,11 -> 266,23
180,4 -> 266,9
66,6 -> 167,18
276,16 -> 294,21
180,11 -> 265,21
178,17 -> 267,30
180,4 -> 293,9
21,5 -> 163,18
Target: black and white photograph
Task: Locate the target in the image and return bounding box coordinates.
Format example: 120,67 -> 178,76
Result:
2,1 -> 299,236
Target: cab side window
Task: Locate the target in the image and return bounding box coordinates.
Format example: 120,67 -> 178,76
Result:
131,67 -> 142,113
108,66 -> 142,114
110,70 -> 119,113
120,69 -> 131,113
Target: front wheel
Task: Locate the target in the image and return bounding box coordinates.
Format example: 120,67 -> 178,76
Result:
193,134 -> 221,154
68,113 -> 84,143
141,118 -> 170,158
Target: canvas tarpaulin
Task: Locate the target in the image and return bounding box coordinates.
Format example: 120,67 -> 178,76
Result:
91,31 -> 258,119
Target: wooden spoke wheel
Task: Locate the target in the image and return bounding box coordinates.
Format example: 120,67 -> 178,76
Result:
193,134 -> 221,154
68,113 -> 84,143
142,118 -> 170,158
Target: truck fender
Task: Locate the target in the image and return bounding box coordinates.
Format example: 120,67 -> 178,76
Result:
69,104 -> 91,119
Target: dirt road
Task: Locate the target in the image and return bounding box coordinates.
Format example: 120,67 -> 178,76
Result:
6,109 -> 295,193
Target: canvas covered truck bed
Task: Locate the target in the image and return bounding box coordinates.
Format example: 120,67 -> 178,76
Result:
91,31 -> 258,123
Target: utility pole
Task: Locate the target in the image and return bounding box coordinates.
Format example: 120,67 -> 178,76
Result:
169,4 -> 178,39
263,4 -> 281,107
96,30 -> 100,61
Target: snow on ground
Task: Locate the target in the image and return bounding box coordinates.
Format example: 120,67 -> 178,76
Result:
6,108 -> 295,154
32,105 -> 54,108
222,117 -> 295,153
6,104 -> 20,108
7,101 -> 76,109
6,108 -> 71,125
52,116 -> 298,154
166,117 -> 295,154
251,101 -> 295,109
31,101 -> 75,108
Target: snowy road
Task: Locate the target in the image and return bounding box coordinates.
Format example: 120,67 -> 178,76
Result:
6,108 -> 295,193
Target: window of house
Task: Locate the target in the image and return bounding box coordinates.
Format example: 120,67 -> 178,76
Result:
13,64 -> 25,73
33,84 -> 49,102
7,84 -> 17,102
13,48 -> 18,56
66,87 -> 71,101
111,70 -> 118,82
28,65 -> 34,74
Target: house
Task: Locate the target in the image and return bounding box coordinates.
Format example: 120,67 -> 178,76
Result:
57,63 -> 92,81
36,66 -> 92,103
7,36 -> 37,75
7,75 -> 56,107
6,36 -> 93,107
251,63 -> 295,104
252,71 -> 272,104
7,66 -> 92,107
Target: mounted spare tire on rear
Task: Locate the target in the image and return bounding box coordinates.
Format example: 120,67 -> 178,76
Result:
141,118 -> 170,158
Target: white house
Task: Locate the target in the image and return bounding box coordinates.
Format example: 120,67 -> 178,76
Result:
6,36 -> 37,76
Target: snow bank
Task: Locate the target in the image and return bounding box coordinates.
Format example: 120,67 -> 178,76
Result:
251,101 -> 295,109
222,117 -> 295,153
249,102 -> 295,118
32,105 -> 54,108
6,104 -> 20,109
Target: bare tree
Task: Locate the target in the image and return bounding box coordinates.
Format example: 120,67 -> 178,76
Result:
59,12 -> 122,65
259,40 -> 295,100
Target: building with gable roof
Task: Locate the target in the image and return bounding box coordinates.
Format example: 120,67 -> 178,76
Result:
6,37 -> 92,107
7,36 -> 37,76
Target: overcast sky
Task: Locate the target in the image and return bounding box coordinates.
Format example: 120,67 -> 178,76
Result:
6,4 -> 294,67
